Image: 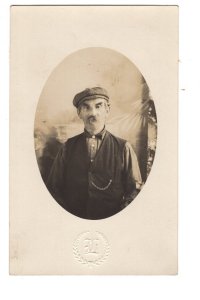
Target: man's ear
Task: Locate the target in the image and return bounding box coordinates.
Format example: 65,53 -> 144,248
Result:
106,103 -> 110,114
77,107 -> 81,117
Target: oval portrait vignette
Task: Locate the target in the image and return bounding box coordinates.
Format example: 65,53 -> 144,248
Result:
34,47 -> 157,220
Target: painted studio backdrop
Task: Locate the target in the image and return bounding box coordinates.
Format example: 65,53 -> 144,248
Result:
34,48 -> 157,194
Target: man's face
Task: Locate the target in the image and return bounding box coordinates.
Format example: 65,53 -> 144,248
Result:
78,98 -> 110,133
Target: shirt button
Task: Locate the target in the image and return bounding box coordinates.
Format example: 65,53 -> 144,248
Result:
92,135 -> 95,139
92,144 -> 95,148
91,159 -> 93,162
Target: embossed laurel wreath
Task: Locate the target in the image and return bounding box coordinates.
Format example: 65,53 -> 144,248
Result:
73,231 -> 110,267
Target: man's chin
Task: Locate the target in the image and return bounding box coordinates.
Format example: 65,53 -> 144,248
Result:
86,123 -> 102,133
87,124 -> 97,130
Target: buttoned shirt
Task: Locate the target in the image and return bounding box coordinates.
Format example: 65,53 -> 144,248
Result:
84,127 -> 106,162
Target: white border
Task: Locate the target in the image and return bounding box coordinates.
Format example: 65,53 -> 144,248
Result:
1,0 -> 200,299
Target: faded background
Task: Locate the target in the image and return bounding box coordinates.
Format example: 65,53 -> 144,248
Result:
34,47 -> 157,185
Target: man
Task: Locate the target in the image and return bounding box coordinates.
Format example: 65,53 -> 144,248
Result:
47,87 -> 142,220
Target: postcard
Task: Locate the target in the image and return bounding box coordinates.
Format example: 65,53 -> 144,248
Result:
10,5 -> 178,274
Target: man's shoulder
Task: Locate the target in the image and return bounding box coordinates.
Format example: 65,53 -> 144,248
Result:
106,131 -> 127,146
63,133 -> 84,148
67,132 -> 84,141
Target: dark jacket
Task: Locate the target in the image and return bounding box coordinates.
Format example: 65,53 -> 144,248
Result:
47,131 -> 136,219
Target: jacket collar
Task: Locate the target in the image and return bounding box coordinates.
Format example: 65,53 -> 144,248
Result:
84,126 -> 106,140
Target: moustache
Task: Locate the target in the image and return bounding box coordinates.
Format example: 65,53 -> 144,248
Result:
87,116 -> 98,122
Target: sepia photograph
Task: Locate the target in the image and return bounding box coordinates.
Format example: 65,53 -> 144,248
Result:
34,47 -> 157,219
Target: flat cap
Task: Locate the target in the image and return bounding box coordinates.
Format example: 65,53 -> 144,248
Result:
73,87 -> 109,108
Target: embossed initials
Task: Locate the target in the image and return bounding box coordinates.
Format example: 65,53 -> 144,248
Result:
74,231 -> 109,266
83,238 -> 99,254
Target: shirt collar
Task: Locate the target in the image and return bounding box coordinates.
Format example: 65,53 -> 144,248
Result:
84,126 -> 106,140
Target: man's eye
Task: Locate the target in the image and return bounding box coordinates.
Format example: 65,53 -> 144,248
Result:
96,104 -> 102,109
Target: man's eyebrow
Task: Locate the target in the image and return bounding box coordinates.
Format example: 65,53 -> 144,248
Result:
82,103 -> 89,107
95,101 -> 103,106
